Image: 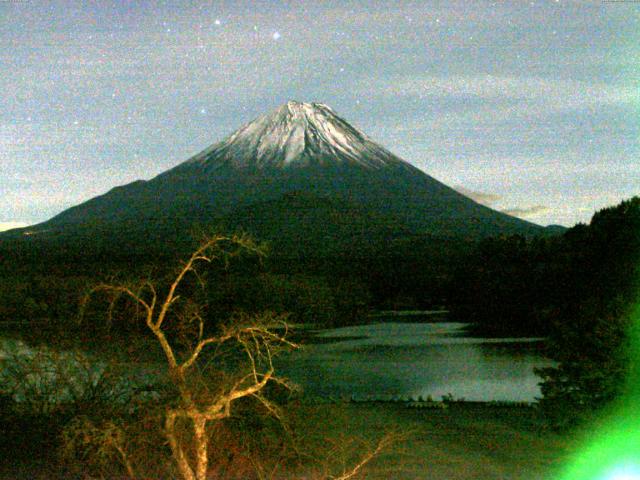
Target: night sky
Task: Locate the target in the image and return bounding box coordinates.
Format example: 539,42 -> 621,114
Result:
1,0 -> 638,230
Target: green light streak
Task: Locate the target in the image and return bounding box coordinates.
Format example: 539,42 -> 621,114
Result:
555,302 -> 640,479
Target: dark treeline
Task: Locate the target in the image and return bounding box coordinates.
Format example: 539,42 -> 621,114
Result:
450,196 -> 640,337
0,229 -> 471,341
2,198 -> 638,340
450,196 -> 640,425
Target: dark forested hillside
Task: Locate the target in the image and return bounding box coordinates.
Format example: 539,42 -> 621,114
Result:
449,196 -> 640,424
450,196 -> 640,336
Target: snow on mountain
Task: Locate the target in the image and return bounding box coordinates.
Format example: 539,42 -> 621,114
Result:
183,101 -> 406,170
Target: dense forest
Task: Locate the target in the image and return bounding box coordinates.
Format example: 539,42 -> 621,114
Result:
452,196 -> 640,424
450,197 -> 640,336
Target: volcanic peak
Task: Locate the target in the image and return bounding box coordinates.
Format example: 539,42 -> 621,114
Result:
184,101 -> 405,170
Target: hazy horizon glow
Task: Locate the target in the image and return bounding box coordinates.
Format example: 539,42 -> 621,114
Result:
1,1 -> 638,228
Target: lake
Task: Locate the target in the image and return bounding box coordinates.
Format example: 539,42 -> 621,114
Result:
278,322 -> 554,402
1,321 -> 554,405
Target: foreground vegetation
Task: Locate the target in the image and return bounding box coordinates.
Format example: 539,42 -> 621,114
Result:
1,235 -> 396,479
1,196 -> 638,477
1,396 -> 576,480
452,197 -> 640,426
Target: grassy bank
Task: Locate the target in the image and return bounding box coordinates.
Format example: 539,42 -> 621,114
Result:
0,400 -> 575,479
286,401 -> 573,480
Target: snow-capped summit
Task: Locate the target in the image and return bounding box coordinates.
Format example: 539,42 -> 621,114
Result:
184,101 -> 406,170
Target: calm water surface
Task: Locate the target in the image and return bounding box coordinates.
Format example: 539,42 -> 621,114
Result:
278,322 -> 554,402
1,321 -> 554,403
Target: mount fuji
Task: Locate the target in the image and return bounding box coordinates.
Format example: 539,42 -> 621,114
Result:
5,101 -> 548,257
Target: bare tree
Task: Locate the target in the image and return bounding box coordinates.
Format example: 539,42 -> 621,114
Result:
82,234 -> 298,480
79,233 -> 396,480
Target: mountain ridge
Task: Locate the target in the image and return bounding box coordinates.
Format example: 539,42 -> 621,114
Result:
2,100 -> 552,257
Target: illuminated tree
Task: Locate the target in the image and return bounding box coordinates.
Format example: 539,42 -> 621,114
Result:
79,234 -> 391,480
81,234 -> 296,480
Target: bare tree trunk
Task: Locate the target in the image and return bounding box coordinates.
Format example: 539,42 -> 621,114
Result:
193,416 -> 209,480
166,412 -> 196,480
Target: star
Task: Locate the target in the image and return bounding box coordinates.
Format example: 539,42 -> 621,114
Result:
214,19 -> 221,25
272,31 -> 281,40
200,108 -> 207,114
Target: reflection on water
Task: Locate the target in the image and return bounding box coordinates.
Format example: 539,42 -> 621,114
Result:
278,322 -> 554,402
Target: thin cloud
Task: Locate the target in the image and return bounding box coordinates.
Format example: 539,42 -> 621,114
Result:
501,205 -> 551,218
454,186 -> 502,206
363,74 -> 637,112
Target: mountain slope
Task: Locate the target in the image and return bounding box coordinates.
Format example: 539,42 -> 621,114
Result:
219,190 -> 415,256
3,101 -> 547,256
